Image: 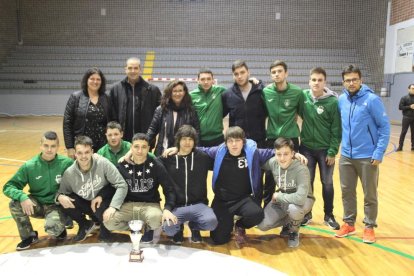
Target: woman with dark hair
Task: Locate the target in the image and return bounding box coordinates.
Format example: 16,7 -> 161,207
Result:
63,68 -> 113,158
147,80 -> 200,156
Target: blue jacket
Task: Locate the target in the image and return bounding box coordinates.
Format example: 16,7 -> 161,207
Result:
200,139 -> 273,198
338,84 -> 390,161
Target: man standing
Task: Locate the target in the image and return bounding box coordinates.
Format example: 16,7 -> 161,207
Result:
3,131 -> 73,250
109,57 -> 161,146
57,136 -> 128,242
97,121 -> 131,165
262,60 -> 303,207
396,83 -> 414,151
299,67 -> 341,229
222,60 -> 267,148
190,68 -> 227,146
335,65 -> 390,244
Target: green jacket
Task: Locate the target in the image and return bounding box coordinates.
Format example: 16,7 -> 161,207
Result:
3,154 -> 73,204
97,140 -> 131,165
263,82 -> 303,139
299,88 -> 341,156
190,84 -> 226,141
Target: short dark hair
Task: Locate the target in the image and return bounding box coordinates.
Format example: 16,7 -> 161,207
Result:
74,135 -> 93,148
310,67 -> 327,80
269,60 -> 287,72
274,137 -> 295,151
41,131 -> 58,143
174,125 -> 198,150
161,80 -> 192,111
232,60 -> 248,72
408,84 -> 414,89
132,133 -> 149,144
81,67 -> 106,95
106,121 -> 123,132
341,65 -> 362,80
224,126 -> 246,144
197,68 -> 214,79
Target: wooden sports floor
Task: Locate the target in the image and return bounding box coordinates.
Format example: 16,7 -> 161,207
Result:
0,116 -> 413,275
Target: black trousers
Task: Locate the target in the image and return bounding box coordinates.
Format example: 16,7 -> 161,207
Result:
399,116 -> 414,148
210,196 -> 263,245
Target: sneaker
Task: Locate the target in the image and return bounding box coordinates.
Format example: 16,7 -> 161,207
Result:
279,225 -> 290,237
73,220 -> 95,242
172,229 -> 184,244
141,230 -> 154,243
16,231 -> 39,251
190,230 -> 202,243
65,216 -> 74,229
324,214 -> 340,230
287,232 -> 300,248
396,147 -> 403,152
98,232 -> 114,243
335,223 -> 356,238
56,229 -> 67,240
234,226 -> 247,244
301,212 -> 312,226
362,228 -> 376,244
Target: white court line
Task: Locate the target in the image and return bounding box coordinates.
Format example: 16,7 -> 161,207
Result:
0,157 -> 26,163
0,129 -> 42,133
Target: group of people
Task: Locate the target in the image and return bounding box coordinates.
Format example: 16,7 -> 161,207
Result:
3,57 -> 391,252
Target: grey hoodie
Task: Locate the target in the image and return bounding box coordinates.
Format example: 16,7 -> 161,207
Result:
59,155 -> 127,209
262,158 -> 313,205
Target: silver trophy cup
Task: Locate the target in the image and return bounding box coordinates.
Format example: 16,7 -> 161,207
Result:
128,219 -> 144,262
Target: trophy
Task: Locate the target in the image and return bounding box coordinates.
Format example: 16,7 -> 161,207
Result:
128,219 -> 144,262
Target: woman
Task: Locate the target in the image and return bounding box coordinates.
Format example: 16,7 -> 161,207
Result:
63,68 -> 112,158
147,80 -> 200,156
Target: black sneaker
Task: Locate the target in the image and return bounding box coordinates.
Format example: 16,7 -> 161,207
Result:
16,231 -> 39,251
287,232 -> 300,248
56,229 -> 67,240
280,225 -> 290,237
172,230 -> 184,244
141,230 -> 154,243
301,212 -> 312,226
396,147 -> 403,152
73,220 -> 95,242
65,216 -> 74,229
324,214 -> 340,230
190,230 -> 202,243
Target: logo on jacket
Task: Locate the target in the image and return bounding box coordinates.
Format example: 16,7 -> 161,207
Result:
316,106 -> 325,114
55,175 -> 62,184
284,99 -> 290,107
35,176 -> 42,180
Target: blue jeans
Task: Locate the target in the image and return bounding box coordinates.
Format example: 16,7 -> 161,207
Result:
299,145 -> 335,215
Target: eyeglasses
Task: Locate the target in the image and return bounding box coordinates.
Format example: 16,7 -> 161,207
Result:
343,78 -> 360,84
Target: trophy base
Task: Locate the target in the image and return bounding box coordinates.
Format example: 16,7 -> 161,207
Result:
129,250 -> 144,262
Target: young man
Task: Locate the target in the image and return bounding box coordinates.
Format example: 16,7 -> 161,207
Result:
3,131 -> 73,250
258,137 -> 314,248
57,135 -> 128,242
396,83 -> 414,151
161,125 -> 218,244
104,133 -> 177,244
262,60 -> 304,207
109,57 -> 161,146
97,121 -> 131,165
222,60 -> 267,148
335,65 -> 390,244
190,68 -> 227,146
299,67 -> 341,229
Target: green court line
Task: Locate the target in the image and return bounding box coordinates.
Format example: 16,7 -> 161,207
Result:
0,216 -> 12,221
304,225 -> 414,261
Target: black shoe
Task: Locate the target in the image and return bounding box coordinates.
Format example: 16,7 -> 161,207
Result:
56,229 -> 67,240
65,216 -> 74,229
396,147 -> 403,152
98,232 -> 114,243
172,230 -> 184,244
16,231 -> 39,251
73,220 -> 95,242
280,225 -> 290,237
301,212 -> 312,226
287,232 -> 300,248
141,230 -> 154,243
191,230 -> 202,243
324,214 -> 340,230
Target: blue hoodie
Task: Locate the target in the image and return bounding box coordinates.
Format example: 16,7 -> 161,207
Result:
199,139 -> 273,198
338,84 -> 390,161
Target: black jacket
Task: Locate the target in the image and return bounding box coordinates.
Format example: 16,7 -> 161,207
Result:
161,149 -> 213,207
147,105 -> 200,156
222,81 -> 267,145
109,77 -> 161,142
63,90 -> 112,149
399,94 -> 414,118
